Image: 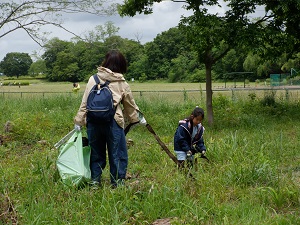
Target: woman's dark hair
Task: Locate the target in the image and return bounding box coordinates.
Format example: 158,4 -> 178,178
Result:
101,50 -> 127,74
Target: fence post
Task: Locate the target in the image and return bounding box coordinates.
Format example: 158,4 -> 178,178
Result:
183,89 -> 188,102
285,89 -> 289,101
140,91 -> 143,97
231,89 -> 236,102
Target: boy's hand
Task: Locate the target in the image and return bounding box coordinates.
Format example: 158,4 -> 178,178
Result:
187,150 -> 193,161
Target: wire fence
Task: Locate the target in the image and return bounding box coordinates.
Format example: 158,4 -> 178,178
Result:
1,87 -> 300,103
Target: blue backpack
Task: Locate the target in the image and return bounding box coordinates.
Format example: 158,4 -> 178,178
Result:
86,75 -> 115,124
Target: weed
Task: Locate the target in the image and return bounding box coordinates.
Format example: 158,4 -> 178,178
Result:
258,186 -> 300,210
260,90 -> 276,106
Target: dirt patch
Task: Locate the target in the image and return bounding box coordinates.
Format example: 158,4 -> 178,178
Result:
151,218 -> 175,225
0,192 -> 18,224
0,134 -> 9,146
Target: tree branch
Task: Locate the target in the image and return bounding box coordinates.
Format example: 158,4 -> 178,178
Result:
0,0 -> 116,44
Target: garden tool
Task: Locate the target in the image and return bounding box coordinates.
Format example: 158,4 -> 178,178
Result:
145,123 -> 179,166
54,129 -> 76,149
134,123 -> 209,164
199,153 -> 209,162
192,146 -> 210,162
124,112 -> 209,166
125,121 -> 179,166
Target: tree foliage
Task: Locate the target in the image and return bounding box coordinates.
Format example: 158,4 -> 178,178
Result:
145,27 -> 192,79
42,34 -> 144,82
264,0 -> 300,53
28,59 -> 47,77
0,52 -> 32,78
118,0 -> 300,126
83,21 -> 120,43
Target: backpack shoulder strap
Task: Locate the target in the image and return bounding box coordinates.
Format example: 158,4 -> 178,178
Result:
93,74 -> 111,87
93,74 -> 100,84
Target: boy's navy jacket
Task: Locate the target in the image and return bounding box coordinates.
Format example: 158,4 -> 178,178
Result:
174,119 -> 206,153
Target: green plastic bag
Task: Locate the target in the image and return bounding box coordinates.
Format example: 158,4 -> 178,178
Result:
56,130 -> 91,187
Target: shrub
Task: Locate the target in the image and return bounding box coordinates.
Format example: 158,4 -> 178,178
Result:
260,91 -> 276,106
139,73 -> 147,83
1,81 -> 29,86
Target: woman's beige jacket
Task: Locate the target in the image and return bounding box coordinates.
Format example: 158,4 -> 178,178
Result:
74,67 -> 140,128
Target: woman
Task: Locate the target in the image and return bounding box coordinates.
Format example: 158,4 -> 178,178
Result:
74,50 -> 146,188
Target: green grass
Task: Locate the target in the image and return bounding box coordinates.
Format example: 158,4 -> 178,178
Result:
1,80 -> 300,104
0,79 -> 277,92
0,83 -> 300,224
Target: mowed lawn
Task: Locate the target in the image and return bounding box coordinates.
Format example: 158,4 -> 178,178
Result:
0,78 -> 267,92
1,79 -> 300,103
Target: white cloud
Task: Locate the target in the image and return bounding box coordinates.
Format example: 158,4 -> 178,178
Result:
0,1 -> 192,61
3,1 -> 250,61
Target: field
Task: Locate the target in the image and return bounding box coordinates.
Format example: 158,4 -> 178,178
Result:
0,81 -> 300,224
1,78 -> 300,103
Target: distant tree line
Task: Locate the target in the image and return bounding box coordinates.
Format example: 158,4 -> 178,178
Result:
1,25 -> 299,83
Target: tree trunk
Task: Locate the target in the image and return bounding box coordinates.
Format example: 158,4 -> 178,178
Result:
205,63 -> 214,126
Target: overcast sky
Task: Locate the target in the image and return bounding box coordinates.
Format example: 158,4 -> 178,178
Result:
0,1 -> 265,62
0,0 -> 264,61
0,1 -> 202,61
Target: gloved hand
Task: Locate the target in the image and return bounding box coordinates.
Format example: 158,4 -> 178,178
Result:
138,111 -> 147,126
74,124 -> 81,131
139,116 -> 147,126
186,150 -> 193,161
195,146 -> 206,154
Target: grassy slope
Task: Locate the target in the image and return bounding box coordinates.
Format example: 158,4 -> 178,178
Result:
0,82 -> 300,224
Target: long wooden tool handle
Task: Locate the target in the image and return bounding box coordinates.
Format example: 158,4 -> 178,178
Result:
146,124 -> 179,166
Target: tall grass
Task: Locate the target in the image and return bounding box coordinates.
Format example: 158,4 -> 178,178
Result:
0,91 -> 299,224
